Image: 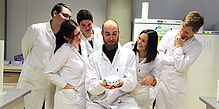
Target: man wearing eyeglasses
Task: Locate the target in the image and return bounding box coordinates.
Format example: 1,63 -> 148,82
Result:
17,3 -> 71,109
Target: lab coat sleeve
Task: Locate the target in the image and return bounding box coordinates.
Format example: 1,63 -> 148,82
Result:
22,26 -> 34,60
119,52 -> 137,92
149,69 -> 161,88
44,47 -> 69,88
150,55 -> 163,88
85,55 -> 106,95
173,43 -> 203,72
157,31 -> 174,65
122,41 -> 135,50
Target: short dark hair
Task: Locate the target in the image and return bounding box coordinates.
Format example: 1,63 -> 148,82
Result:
77,9 -> 93,25
181,11 -> 205,32
51,3 -> 72,18
55,19 -> 78,52
133,29 -> 158,63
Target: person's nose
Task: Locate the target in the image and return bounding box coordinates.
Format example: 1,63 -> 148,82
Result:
79,34 -> 82,39
85,26 -> 89,30
109,35 -> 113,40
138,40 -> 142,44
181,31 -> 186,37
65,17 -> 70,20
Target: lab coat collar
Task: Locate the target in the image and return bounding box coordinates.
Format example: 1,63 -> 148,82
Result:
66,42 -> 87,63
136,52 -> 146,64
101,42 -> 121,62
186,35 -> 195,44
81,26 -> 100,50
46,21 -> 56,39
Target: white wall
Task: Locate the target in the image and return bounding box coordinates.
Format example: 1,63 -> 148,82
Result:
6,0 -> 107,60
186,35 -> 219,109
133,0 -> 219,30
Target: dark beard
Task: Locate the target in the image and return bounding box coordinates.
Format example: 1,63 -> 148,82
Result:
105,42 -> 118,51
103,36 -> 119,51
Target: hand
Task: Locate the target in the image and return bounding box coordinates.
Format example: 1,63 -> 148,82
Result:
63,83 -> 78,92
141,75 -> 154,86
113,79 -> 124,88
100,80 -> 114,89
100,79 -> 124,89
174,31 -> 186,48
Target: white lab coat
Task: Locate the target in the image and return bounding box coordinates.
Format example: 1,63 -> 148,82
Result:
85,43 -> 140,109
156,30 -> 203,109
44,41 -> 87,109
17,21 -> 56,109
81,25 -> 103,56
123,42 -> 161,109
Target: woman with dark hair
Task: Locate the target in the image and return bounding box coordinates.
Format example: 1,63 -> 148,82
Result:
123,29 -> 162,109
44,19 -> 87,108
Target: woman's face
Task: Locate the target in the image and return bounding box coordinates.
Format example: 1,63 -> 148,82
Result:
69,27 -> 82,45
137,33 -> 148,51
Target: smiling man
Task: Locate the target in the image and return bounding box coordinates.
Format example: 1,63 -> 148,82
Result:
155,11 -> 205,109
85,19 -> 140,109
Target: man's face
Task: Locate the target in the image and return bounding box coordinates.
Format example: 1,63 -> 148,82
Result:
56,7 -> 71,26
180,25 -> 198,40
79,20 -> 93,34
102,21 -> 119,51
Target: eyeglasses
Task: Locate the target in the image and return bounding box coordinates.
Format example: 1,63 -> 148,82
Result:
73,31 -> 82,39
75,31 -> 82,37
60,13 -> 71,19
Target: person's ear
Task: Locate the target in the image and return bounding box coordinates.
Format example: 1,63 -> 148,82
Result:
63,36 -> 68,41
194,30 -> 198,34
101,31 -> 103,36
53,11 -> 58,17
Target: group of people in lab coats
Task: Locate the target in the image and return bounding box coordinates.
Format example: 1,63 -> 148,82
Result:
16,2 -> 205,109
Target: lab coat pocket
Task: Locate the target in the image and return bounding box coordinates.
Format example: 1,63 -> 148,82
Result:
62,89 -> 83,105
171,71 -> 186,92
131,85 -> 149,100
22,65 -> 37,83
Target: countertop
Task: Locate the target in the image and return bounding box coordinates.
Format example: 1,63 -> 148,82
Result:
0,88 -> 31,108
199,97 -> 219,109
3,65 -> 22,72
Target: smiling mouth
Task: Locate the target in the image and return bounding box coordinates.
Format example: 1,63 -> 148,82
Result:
108,41 -> 114,44
85,30 -> 91,32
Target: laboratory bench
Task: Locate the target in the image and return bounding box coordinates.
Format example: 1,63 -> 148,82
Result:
0,88 -> 30,109
3,65 -> 22,83
3,65 -> 22,73
199,97 -> 219,109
